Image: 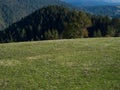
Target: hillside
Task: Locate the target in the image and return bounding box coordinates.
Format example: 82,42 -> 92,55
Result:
0,5 -> 120,43
0,6 -> 92,42
0,38 -> 120,90
0,0 -> 67,30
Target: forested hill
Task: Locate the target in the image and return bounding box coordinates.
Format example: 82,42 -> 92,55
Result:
0,5 -> 120,43
0,0 -> 67,30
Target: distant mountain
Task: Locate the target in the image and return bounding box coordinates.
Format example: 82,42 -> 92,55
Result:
62,0 -> 120,6
82,5 -> 120,18
62,0 -> 120,17
0,0 -> 67,30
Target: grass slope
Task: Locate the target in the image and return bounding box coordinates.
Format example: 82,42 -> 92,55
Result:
0,38 -> 120,90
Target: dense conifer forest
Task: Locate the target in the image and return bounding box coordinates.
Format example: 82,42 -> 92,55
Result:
0,6 -> 120,43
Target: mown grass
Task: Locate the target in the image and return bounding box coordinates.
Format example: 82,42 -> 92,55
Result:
0,38 -> 120,90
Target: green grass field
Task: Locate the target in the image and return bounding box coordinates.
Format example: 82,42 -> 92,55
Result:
0,38 -> 120,90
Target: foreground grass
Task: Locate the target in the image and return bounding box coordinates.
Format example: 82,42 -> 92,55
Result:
0,38 -> 120,90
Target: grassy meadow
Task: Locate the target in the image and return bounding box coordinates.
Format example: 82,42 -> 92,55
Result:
0,38 -> 120,90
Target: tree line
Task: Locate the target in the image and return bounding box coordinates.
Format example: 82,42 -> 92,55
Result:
0,5 -> 120,43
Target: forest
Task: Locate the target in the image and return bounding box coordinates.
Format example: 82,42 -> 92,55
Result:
0,5 -> 120,43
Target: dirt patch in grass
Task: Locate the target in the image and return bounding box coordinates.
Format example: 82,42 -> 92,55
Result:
0,60 -> 21,66
26,54 -> 52,60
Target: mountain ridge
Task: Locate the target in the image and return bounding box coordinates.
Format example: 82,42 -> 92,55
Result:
62,0 -> 120,17
62,0 -> 120,6
82,5 -> 120,18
